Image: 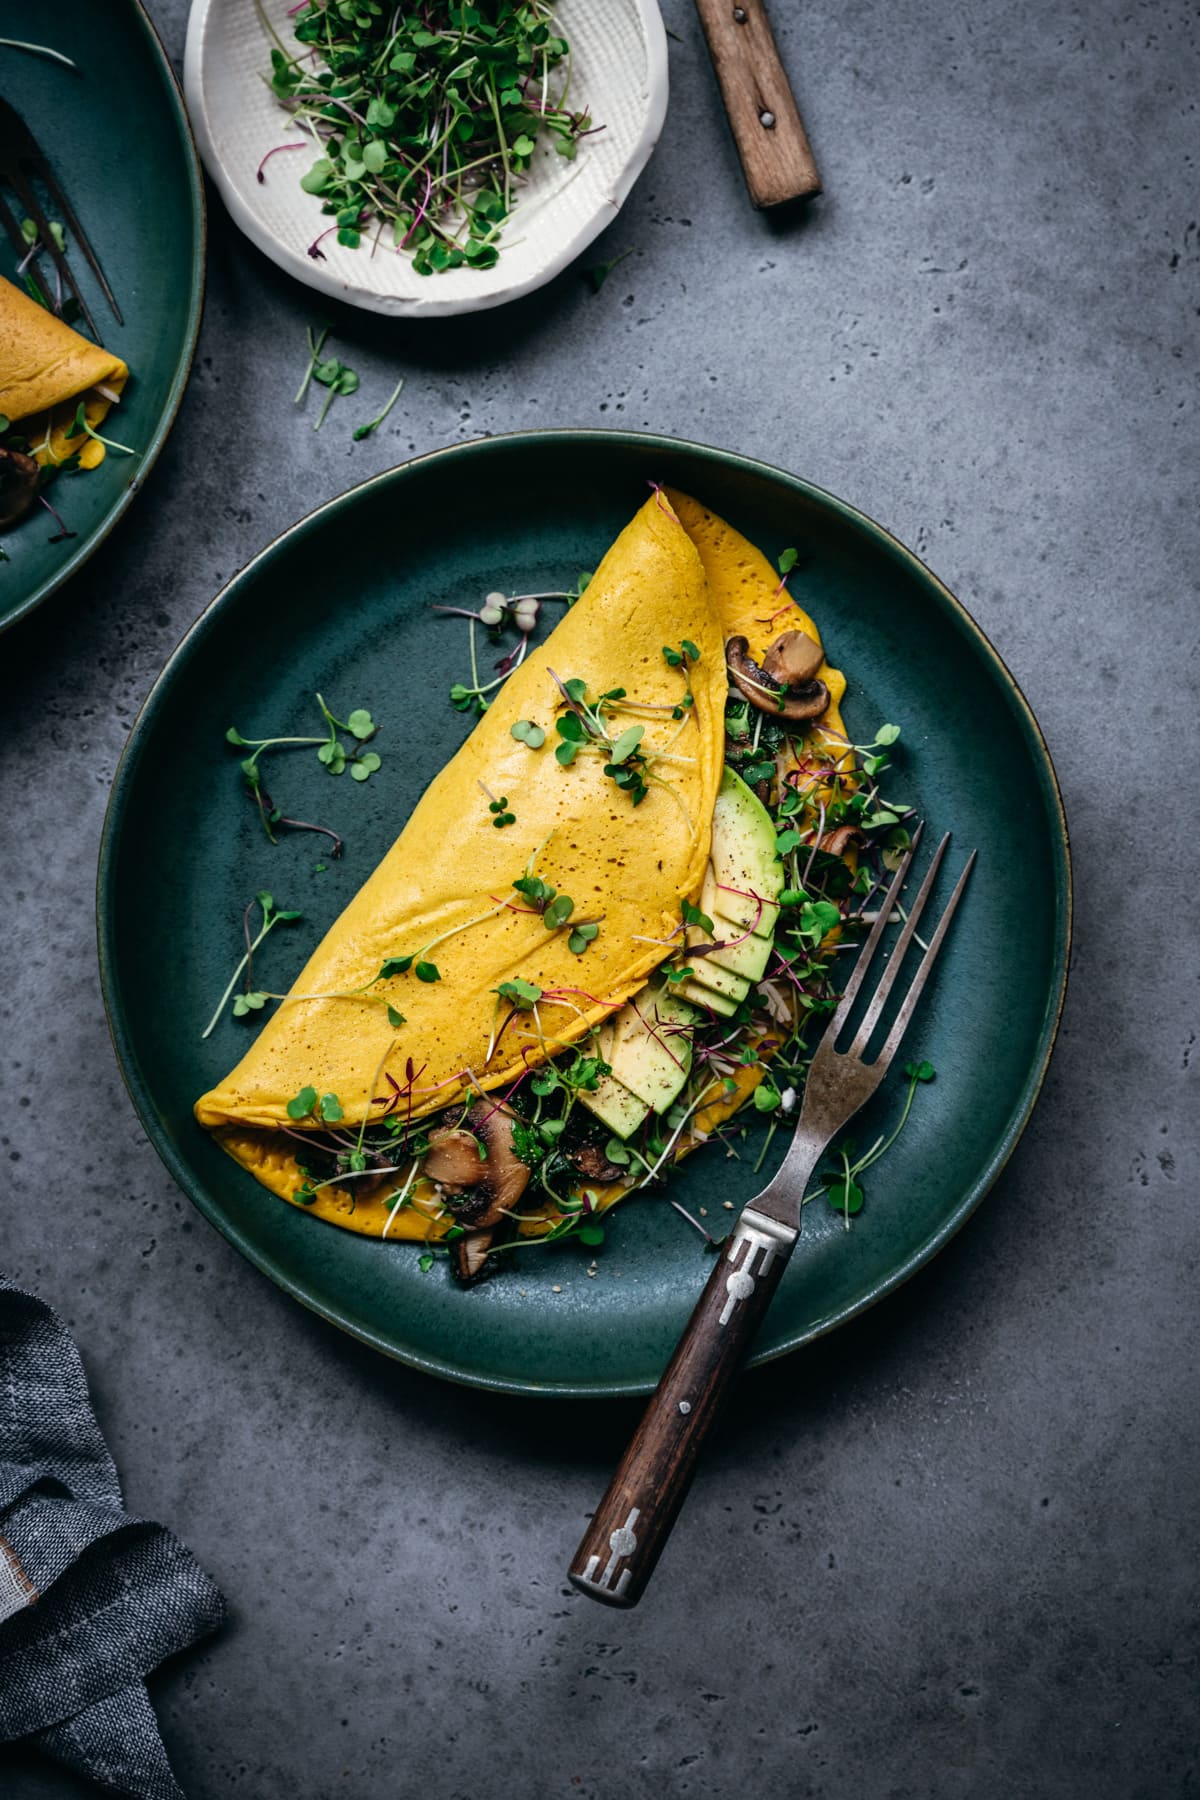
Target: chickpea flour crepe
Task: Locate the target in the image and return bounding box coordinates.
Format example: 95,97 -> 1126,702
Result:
0,274 -> 128,470
197,491 -> 864,1283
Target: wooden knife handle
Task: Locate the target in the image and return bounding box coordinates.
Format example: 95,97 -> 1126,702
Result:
568,1208 -> 797,1608
692,0 -> 821,209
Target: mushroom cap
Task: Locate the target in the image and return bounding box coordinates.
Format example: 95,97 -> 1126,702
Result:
724,636 -> 830,724
0,447 -> 40,530
570,1140 -> 627,1184
762,629 -> 824,688
424,1103 -> 530,1229
423,1128 -> 483,1186
818,824 -> 861,858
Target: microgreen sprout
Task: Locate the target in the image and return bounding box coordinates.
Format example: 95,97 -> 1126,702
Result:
553,710 -> 585,766
608,723 -> 645,764
201,892 -> 302,1038
312,355 -> 360,431
802,1059 -> 936,1227
774,546 -> 799,597
353,375 -> 406,441
373,899 -> 514,1006
796,899 -> 842,945
827,1149 -> 864,1222
225,694 -> 380,843
583,247 -> 633,293
286,1086 -> 345,1124
497,978 -> 543,1010
295,325 -> 329,404
602,733 -> 649,805
509,873 -> 600,952
18,217 -> 66,267
681,898 -> 715,935
484,788 -> 516,828
257,139 -> 308,183
65,401 -> 137,458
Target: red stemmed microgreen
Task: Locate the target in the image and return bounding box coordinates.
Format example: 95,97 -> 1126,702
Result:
38,493 -> 76,543
257,139 -> 309,183
773,545 -> 799,598
225,693 -> 380,845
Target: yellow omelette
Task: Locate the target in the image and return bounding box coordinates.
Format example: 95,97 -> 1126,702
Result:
196,492 -> 851,1243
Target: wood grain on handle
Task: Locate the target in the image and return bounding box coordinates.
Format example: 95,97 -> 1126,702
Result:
692,0 -> 821,209
568,1209 -> 797,1608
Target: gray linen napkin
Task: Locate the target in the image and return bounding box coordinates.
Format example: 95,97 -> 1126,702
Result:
0,1274 -> 226,1797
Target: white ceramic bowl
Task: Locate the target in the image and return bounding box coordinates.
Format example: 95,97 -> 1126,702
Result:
183,0 -> 668,317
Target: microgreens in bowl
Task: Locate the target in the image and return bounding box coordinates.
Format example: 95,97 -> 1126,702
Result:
260,0 -> 597,276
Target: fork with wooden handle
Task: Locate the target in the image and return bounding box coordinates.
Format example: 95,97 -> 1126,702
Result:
0,96 -> 122,336
568,828 -> 975,1607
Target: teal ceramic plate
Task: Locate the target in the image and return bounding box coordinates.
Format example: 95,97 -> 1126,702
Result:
0,1 -> 204,633
98,432 -> 1071,1397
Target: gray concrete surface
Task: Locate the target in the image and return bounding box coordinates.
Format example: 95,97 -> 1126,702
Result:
3,0 -> 1198,1795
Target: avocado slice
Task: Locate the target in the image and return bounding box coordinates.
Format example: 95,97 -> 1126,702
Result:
685,956 -> 751,1005
678,977 -> 740,1018
685,920 -> 774,982
702,864 -> 766,946
596,985 -> 697,1113
579,1071 -> 650,1139
581,770 -> 781,1123
704,767 -> 782,939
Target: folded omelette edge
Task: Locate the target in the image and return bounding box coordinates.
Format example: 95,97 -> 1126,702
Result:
0,275 -> 128,470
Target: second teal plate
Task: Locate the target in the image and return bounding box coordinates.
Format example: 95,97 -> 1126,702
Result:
0,0 -> 204,632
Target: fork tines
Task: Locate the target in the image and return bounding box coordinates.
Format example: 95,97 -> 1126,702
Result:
0,97 -> 121,338
826,828 -> 976,1071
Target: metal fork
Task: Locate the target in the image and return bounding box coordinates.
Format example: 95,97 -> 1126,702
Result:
0,96 -> 121,339
568,827 -> 976,1607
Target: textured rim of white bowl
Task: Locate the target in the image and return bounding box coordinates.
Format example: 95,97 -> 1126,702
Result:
183,0 -> 669,318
